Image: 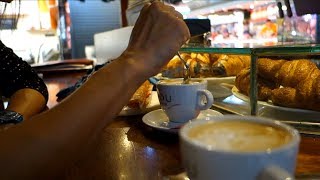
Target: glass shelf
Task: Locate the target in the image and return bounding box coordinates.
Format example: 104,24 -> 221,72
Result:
181,42 -> 320,56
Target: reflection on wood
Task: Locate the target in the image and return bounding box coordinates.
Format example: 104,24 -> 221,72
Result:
44,71 -> 86,108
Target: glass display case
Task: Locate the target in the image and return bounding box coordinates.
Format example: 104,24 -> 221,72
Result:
177,42 -> 320,135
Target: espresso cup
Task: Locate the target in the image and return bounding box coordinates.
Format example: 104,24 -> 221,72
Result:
156,79 -> 213,123
180,115 -> 300,180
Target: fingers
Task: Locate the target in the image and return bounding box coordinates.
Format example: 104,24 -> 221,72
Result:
151,1 -> 183,19
141,2 -> 152,14
134,2 -> 151,25
128,0 -> 190,54
163,4 -> 184,19
172,10 -> 183,19
129,2 -> 152,43
164,4 -> 183,18
150,1 -> 189,41
157,3 -> 187,40
175,19 -> 191,44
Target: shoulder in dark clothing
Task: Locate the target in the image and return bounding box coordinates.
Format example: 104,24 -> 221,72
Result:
0,41 -> 48,102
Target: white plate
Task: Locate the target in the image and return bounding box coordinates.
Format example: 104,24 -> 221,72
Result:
204,76 -> 235,98
232,86 -> 320,114
119,92 -> 160,116
142,109 -> 223,133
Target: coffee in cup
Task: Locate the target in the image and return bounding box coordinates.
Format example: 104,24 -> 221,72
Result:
188,120 -> 292,153
180,115 -> 300,180
156,79 -> 213,123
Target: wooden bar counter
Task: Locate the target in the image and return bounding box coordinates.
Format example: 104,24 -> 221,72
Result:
43,68 -> 320,180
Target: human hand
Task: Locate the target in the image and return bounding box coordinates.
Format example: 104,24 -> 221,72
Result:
124,1 -> 190,77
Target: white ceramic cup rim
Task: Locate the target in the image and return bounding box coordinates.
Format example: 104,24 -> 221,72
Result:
179,115 -> 300,155
157,78 -> 207,87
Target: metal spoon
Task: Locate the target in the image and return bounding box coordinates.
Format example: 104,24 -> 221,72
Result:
177,52 -> 191,84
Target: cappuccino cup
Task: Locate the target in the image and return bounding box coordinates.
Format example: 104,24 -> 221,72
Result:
156,79 -> 213,123
180,115 -> 300,180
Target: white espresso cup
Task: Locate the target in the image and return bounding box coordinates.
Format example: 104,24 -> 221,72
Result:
156,79 -> 214,123
179,115 -> 300,180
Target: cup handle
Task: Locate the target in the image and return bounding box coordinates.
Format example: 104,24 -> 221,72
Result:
196,89 -> 214,110
257,166 -> 294,180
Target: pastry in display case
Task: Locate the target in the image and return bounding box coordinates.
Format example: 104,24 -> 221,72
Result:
173,43 -> 320,135
235,58 -> 320,111
162,53 -> 250,78
161,53 -> 250,98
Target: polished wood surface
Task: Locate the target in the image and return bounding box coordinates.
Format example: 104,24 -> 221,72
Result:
33,59 -> 94,74
44,71 -> 87,108
45,71 -> 320,179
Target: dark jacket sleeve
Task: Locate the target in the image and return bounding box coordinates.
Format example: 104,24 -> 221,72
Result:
0,41 -> 48,102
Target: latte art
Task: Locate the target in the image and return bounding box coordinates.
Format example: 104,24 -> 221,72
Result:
188,121 -> 292,152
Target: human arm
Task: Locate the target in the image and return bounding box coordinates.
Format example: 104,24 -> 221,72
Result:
0,41 -> 48,119
0,2 -> 189,179
6,88 -> 46,120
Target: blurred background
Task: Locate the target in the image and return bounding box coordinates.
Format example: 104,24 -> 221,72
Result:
0,0 -> 318,64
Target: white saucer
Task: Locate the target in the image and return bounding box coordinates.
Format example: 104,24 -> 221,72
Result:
142,109 -> 223,133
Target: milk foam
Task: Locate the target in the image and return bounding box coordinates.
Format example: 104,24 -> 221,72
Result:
159,79 -> 201,85
188,121 -> 292,152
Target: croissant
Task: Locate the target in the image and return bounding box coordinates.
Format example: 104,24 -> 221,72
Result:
127,81 -> 153,109
235,68 -> 279,101
161,55 -> 185,78
212,55 -> 250,77
162,53 -> 216,78
271,69 -> 320,111
236,58 -> 320,111
188,53 -> 213,77
162,53 -> 250,78
257,58 -> 286,82
276,59 -> 319,88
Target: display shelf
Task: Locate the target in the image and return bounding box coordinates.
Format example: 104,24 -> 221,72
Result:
179,42 -> 320,135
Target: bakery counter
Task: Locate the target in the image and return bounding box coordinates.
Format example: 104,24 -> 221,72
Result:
165,42 -> 320,135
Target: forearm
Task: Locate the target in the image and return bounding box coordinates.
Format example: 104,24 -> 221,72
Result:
0,2 -> 189,178
50,54 -> 148,131
0,55 -> 148,178
6,88 -> 46,120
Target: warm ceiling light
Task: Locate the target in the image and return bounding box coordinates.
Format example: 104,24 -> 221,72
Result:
282,5 -> 287,11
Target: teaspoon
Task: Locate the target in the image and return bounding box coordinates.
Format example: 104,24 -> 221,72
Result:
177,52 -> 191,84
